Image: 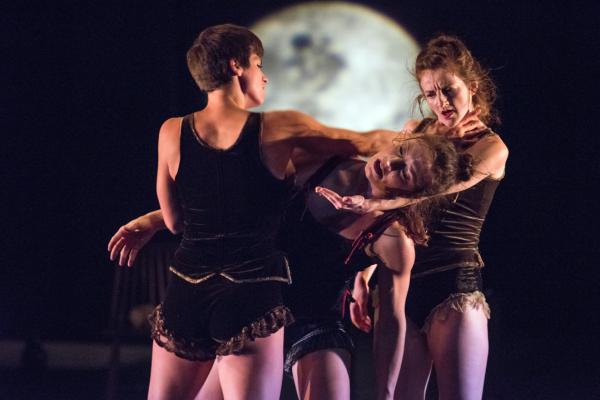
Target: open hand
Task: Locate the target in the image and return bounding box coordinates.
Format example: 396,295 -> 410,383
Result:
315,186 -> 414,213
108,218 -> 156,267
315,186 -> 378,214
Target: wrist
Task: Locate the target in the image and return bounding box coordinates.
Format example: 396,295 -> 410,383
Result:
143,211 -> 166,232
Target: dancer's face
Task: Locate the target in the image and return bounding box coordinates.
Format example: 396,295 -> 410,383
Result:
239,53 -> 268,108
365,138 -> 434,196
419,68 -> 475,128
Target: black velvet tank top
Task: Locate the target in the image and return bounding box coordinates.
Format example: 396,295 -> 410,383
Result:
413,177 -> 501,277
411,118 -> 502,277
170,112 -> 291,284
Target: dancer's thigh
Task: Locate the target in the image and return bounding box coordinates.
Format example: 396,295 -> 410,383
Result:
148,342 -> 214,400
217,328 -> 285,400
292,348 -> 351,400
427,307 -> 488,400
395,319 -> 433,400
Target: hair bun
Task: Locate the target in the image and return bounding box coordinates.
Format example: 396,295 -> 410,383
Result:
457,153 -> 475,181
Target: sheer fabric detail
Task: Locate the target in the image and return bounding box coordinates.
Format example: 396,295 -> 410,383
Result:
421,290 -> 490,334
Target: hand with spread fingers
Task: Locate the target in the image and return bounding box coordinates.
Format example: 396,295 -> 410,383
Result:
315,186 -> 372,214
436,108 -> 488,142
315,186 -> 414,214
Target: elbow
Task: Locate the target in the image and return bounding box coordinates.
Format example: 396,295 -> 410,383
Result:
165,220 -> 183,235
163,212 -> 183,234
502,145 -> 509,162
377,301 -> 406,331
167,225 -> 182,235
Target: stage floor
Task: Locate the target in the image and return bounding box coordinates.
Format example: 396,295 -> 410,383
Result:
0,326 -> 597,400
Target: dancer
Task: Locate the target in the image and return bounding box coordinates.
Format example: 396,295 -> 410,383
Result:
322,34 -> 509,400
118,22 -> 414,400
110,132 -> 474,400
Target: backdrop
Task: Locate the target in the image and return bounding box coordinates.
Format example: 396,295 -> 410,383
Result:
2,0 -> 597,397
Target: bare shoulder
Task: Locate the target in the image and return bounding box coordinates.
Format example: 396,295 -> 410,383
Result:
402,119 -> 421,133
158,117 -> 184,157
372,220 -> 415,273
470,132 -> 509,160
466,132 -> 509,179
376,221 -> 414,252
159,117 -> 183,139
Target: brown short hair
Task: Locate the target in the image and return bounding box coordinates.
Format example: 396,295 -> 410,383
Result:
186,24 -> 264,92
414,35 -> 499,125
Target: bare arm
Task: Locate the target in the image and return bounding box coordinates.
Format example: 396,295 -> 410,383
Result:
396,116 -> 508,195
261,110 -> 398,178
284,110 -> 398,156
370,223 -> 414,400
156,118 -> 184,234
442,133 -> 508,190
108,210 -> 166,267
316,126 -> 508,213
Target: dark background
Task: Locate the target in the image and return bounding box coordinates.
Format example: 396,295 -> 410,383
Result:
3,0 -> 598,398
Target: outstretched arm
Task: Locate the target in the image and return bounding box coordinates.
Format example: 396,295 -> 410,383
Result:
315,186 -> 416,214
316,127 -> 508,213
261,110 -> 399,179
108,210 -> 166,267
370,223 -> 414,400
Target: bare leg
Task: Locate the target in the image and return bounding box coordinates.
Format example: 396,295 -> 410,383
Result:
217,328 -> 284,400
148,342 -> 214,400
394,319 -> 433,400
194,361 -> 223,400
292,348 -> 351,400
427,308 -> 488,400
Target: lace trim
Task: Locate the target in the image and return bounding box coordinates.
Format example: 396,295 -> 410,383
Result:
215,305 -> 294,356
421,290 -> 491,334
148,305 -> 217,361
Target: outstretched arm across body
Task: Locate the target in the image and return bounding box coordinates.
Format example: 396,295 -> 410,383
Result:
260,110 -> 399,180
316,121 -> 508,214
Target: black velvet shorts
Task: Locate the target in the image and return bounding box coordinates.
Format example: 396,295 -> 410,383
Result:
284,318 -> 354,374
149,274 -> 294,361
405,267 -> 485,329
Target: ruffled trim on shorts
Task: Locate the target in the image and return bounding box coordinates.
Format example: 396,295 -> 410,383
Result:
421,290 -> 491,334
216,305 -> 294,356
148,304 -> 217,361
